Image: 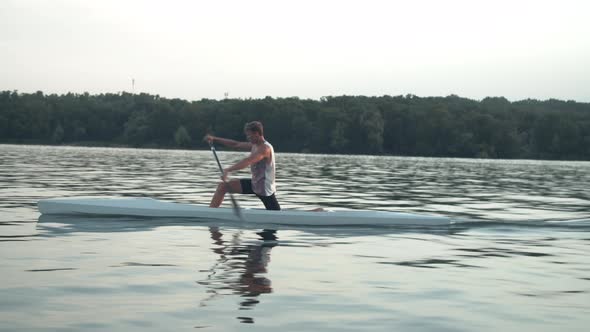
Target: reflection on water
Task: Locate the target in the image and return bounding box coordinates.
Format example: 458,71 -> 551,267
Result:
198,228 -> 277,316
1,144 -> 590,331
28,214 -> 590,330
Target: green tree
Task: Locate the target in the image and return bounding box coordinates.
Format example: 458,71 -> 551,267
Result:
330,122 -> 349,152
52,123 -> 64,143
359,107 -> 384,153
124,112 -> 150,146
174,125 -> 192,148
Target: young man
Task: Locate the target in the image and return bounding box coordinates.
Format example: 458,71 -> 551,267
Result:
203,121 -> 281,211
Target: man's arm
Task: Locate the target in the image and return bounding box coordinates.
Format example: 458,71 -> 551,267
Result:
204,134 -> 252,151
223,145 -> 269,177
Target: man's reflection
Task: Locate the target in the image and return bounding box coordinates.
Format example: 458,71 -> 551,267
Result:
200,227 -> 277,310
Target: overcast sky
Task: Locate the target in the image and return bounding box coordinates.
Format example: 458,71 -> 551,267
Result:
1,0 -> 589,102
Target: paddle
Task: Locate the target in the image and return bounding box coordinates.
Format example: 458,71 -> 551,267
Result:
208,141 -> 244,221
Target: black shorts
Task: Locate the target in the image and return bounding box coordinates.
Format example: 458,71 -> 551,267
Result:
239,179 -> 281,211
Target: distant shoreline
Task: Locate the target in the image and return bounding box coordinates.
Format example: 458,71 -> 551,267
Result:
2,91 -> 589,161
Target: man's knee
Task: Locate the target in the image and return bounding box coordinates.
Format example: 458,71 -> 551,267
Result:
227,180 -> 242,194
216,182 -> 228,192
217,180 -> 240,194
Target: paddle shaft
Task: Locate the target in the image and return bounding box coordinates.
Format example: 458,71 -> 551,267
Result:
209,142 -> 243,220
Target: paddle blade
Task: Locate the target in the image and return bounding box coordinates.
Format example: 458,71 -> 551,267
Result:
228,192 -> 243,221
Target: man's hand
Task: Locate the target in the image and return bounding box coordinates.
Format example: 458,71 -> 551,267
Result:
221,168 -> 231,182
203,134 -> 214,144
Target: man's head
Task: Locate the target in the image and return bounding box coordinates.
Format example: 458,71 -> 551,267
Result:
244,121 -> 264,143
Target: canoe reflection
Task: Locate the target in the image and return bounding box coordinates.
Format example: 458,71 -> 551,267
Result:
199,227 -> 277,310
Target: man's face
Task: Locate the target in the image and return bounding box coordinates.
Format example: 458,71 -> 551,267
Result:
245,130 -> 261,143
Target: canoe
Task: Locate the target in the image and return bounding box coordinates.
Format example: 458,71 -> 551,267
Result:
37,197 -> 451,226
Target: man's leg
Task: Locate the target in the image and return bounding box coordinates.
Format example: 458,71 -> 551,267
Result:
258,194 -> 281,211
210,179 -> 242,208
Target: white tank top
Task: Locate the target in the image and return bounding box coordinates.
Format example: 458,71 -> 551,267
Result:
250,141 -> 276,196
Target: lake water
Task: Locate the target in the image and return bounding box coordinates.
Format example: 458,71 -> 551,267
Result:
1,144 -> 589,331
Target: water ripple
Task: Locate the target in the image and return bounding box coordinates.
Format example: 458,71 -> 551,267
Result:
1,145 -> 590,332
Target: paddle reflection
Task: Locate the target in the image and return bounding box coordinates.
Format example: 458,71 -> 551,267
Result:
199,227 -> 277,311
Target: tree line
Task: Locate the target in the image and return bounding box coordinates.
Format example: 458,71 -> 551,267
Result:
1,90 -> 589,160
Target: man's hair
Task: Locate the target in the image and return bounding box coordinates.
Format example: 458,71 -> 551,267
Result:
244,121 -> 264,135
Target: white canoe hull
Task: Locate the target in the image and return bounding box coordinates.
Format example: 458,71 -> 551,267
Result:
38,197 -> 450,226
